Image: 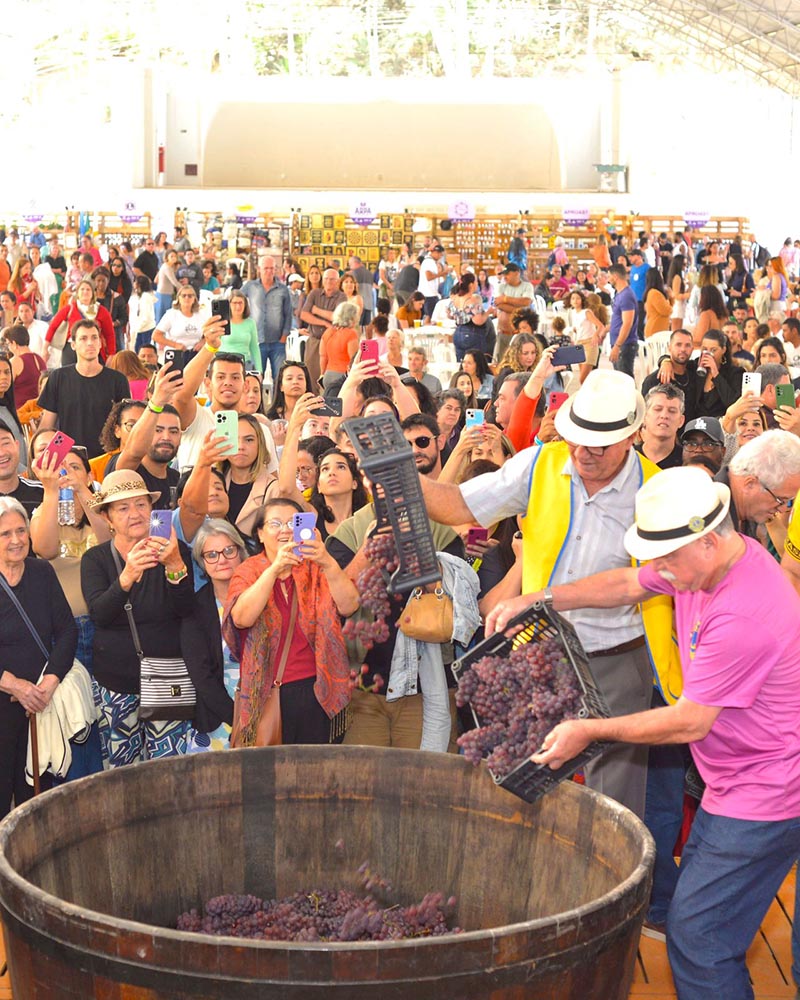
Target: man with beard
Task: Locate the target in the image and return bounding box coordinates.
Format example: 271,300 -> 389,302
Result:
116,363 -> 182,509
641,329 -> 699,423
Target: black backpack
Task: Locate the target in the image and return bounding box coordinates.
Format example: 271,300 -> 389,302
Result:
755,244 -> 770,268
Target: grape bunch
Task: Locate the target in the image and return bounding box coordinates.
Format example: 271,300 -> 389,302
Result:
175,862 -> 461,942
456,637 -> 584,779
343,531 -> 399,651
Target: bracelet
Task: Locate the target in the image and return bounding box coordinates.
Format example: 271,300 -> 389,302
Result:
165,566 -> 188,582
148,402 -> 164,414
204,341 -> 219,354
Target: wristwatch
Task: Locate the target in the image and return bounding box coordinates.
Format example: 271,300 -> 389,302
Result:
541,587 -> 554,607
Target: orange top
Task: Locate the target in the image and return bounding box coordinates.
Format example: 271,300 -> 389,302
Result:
320,326 -> 359,374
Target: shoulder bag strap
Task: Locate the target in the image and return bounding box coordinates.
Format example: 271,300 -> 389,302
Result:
272,585 -> 298,687
0,573 -> 50,661
109,544 -> 144,660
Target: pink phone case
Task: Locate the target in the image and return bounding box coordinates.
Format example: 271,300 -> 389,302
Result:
37,431 -> 76,469
360,340 -> 380,371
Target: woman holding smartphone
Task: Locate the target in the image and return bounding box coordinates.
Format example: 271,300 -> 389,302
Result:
223,497 -> 356,746
80,470 -> 198,767
217,412 -> 278,543
277,393 -> 368,540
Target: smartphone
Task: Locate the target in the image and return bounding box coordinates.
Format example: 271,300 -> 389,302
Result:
214,410 -> 238,453
311,397 -> 343,417
465,408 -> 484,429
360,339 -> 380,373
163,348 -> 183,376
547,391 -> 569,413
775,383 -> 796,409
292,511 -> 317,558
149,509 -> 172,540
37,430 -> 75,470
551,345 -> 586,367
742,371 -> 762,396
467,526 -> 488,547
211,298 -> 231,337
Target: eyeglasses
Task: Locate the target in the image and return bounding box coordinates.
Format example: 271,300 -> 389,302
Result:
408,435 -> 433,449
202,544 -> 239,563
245,370 -> 262,380
682,439 -> 720,452
265,518 -> 294,532
759,481 -> 796,510
120,420 -> 139,431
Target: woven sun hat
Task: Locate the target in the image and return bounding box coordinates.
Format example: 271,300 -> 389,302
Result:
624,466 -> 731,561
554,369 -> 645,448
89,470 -> 161,509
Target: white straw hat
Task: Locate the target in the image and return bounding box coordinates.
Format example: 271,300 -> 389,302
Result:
624,467 -> 731,560
554,370 -> 645,447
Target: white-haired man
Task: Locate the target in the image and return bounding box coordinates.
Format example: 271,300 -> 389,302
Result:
487,466 -> 800,1000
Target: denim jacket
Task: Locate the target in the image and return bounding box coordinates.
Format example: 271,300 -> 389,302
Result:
387,552 -> 480,752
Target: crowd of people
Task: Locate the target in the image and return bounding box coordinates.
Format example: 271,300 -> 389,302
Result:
1,221 -> 800,999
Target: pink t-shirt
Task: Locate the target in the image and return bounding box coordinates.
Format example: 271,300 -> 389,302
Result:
638,537 -> 800,821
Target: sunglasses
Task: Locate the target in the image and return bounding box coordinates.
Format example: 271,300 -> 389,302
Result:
408,435 -> 433,449
214,352 -> 245,363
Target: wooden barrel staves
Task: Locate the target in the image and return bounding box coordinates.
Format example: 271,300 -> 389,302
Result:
0,746 -> 654,998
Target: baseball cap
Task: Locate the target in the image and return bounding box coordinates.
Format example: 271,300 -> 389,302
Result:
681,417 -> 724,444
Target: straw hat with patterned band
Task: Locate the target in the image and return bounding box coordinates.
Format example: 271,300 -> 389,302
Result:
554,369 -> 646,448
624,466 -> 731,561
88,470 -> 161,509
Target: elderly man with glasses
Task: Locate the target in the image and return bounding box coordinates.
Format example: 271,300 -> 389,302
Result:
716,429 -> 800,541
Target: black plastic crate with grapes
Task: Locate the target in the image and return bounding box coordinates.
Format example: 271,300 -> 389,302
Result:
452,602 -> 611,803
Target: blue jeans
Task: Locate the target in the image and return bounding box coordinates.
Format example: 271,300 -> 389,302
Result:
135,328 -> 155,353
155,292 -> 172,324
260,340 -> 286,383
613,340 -> 639,379
644,690 -> 690,924
667,806 -> 800,999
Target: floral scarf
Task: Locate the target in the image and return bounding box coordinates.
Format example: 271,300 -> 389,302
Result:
222,553 -> 351,747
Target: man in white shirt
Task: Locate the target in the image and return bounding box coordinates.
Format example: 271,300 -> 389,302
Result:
492,263 -> 534,362
172,316 -> 278,474
418,245 -> 448,323
16,302 -> 50,360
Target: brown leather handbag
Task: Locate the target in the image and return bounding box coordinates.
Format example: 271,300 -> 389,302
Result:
231,588 -> 297,747
397,584 -> 453,644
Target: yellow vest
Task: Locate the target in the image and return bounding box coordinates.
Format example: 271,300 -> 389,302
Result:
521,441 -> 682,704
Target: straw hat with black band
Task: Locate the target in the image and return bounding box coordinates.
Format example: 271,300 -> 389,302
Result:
554,369 -> 646,448
88,470 -> 161,509
624,466 -> 731,561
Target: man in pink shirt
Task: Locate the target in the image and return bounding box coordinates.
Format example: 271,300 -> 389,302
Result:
487,466 -> 800,1000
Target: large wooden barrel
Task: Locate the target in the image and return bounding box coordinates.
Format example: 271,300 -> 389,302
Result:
0,746 -> 653,998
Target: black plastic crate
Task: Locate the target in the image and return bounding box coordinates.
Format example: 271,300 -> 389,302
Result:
342,413 -> 441,593
452,602 -> 611,803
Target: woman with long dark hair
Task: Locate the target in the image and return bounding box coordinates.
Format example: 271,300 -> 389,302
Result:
277,394 -> 369,540
644,267 -> 672,337
0,356 -> 26,468
727,255 -> 754,311
696,330 -> 744,418
447,273 -> 490,361
668,255 -> 689,332
692,285 -> 729,347
265,361 -> 313,424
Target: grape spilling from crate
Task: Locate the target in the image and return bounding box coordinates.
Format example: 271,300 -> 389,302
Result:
456,637 -> 584,779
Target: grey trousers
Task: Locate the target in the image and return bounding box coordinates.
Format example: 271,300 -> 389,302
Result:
582,642 -> 653,819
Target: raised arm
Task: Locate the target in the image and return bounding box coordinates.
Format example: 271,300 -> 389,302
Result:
117,363 -> 183,470
175,430 -> 231,541
276,392 -> 320,506
171,315 -> 227,429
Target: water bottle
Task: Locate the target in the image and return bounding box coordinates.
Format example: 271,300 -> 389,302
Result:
57,471 -> 75,526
